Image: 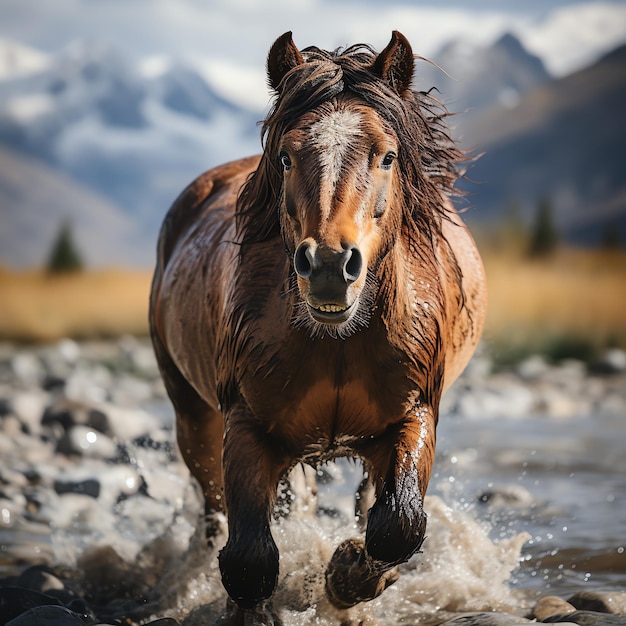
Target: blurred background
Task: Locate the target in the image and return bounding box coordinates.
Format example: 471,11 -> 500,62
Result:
0,0 -> 625,361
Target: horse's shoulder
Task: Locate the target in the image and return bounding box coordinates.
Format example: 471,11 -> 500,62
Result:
157,155 -> 261,267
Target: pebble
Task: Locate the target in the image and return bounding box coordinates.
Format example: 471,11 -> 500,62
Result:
56,425 -> 118,459
534,596 -> 577,621
569,591 -> 626,615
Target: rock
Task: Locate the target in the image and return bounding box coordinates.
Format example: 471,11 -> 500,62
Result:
568,591 -> 626,615
11,391 -> 48,434
16,565 -> 65,594
0,586 -> 62,624
143,619 -> 182,626
65,366 -> 112,405
11,352 -> 43,386
5,605 -> 89,625
541,611 -> 626,624
56,426 -> 118,459
517,355 -> 550,381
97,404 -> 161,441
477,484 -> 537,508
438,612 -> 533,624
533,596 -> 576,621
54,478 -> 101,499
594,349 -> 626,374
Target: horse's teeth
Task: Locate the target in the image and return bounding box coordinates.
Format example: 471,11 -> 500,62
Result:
317,304 -> 346,313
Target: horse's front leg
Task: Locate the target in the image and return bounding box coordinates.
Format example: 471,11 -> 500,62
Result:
326,405 -> 436,609
218,405 -> 290,610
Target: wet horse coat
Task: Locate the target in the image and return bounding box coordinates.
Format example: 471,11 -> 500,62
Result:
150,31 -> 487,612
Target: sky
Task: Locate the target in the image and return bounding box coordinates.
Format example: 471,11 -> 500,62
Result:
0,0 -> 625,109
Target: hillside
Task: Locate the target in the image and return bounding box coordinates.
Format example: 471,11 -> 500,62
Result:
0,146 -> 150,268
459,45 -> 626,245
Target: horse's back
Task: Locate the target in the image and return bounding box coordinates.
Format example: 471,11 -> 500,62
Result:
150,155 -> 261,395
441,206 -> 487,392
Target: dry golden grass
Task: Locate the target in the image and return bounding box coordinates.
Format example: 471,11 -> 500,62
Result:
482,248 -> 626,359
1,248 -> 625,360
0,268 -> 152,342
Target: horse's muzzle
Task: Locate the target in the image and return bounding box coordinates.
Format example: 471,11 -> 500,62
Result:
294,238 -> 363,324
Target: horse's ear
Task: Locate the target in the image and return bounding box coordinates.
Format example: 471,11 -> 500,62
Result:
267,31 -> 304,91
372,31 -> 415,95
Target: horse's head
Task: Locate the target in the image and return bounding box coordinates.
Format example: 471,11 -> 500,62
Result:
271,32 -> 417,337
237,31 -> 461,338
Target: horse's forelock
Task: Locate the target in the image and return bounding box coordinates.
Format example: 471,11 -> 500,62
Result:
236,42 -> 463,246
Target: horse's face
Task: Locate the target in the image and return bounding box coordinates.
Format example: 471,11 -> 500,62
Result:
279,100 -> 399,334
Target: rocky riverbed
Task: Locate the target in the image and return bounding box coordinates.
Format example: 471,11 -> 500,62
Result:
0,337 -> 625,625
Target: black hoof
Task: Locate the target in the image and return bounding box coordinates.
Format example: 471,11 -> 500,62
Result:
325,538 -> 399,609
217,598 -> 283,625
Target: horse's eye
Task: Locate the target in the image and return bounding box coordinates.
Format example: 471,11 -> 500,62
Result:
280,151 -> 292,171
381,151 -> 396,170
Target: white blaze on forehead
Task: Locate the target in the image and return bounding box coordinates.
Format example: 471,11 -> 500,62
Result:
309,109 -> 363,201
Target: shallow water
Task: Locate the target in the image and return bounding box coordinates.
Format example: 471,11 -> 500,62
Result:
1,342 -> 625,624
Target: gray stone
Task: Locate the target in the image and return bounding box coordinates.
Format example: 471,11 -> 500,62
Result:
568,591 -> 626,615
6,605 -> 88,625
533,596 -> 576,621
438,612 -> 532,625
55,425 -> 118,459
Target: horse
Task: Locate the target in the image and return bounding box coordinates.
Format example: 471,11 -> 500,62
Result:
149,30 -> 487,616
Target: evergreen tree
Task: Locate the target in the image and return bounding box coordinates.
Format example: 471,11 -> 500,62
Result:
46,220 -> 84,274
528,196 -> 558,258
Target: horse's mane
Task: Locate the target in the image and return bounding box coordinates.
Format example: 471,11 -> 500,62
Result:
236,42 -> 464,246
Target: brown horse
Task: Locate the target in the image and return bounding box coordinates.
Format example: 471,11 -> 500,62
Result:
149,31 -> 486,615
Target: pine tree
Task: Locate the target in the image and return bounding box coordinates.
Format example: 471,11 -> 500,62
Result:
528,196 -> 558,258
46,220 -> 84,274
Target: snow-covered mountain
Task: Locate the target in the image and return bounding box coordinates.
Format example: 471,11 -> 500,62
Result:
417,33 -> 551,117
0,39 -> 263,265
0,31 -> 624,267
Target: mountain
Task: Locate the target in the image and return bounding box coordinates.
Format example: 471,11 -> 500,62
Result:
458,44 -> 626,246
0,145 -> 150,268
0,34 -> 624,269
0,40 -> 262,260
417,33 -> 552,119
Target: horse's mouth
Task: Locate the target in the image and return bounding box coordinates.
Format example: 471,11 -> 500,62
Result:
307,300 -> 355,324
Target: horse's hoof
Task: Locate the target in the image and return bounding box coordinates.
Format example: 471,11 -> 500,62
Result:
325,538 -> 399,609
217,599 -> 282,626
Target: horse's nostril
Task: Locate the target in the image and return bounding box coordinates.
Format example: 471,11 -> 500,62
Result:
294,240 -> 314,279
343,246 -> 363,284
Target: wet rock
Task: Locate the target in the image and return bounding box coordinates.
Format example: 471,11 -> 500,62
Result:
477,483 -> 537,508
11,390 -> 47,434
517,355 -> 550,381
593,348 -> 626,374
56,425 -> 118,459
54,478 -> 101,499
144,619 -> 182,626
11,352 -> 43,386
541,611 -> 626,624
568,591 -> 626,615
96,403 -> 160,440
5,605 -> 89,625
533,596 -> 577,621
0,586 -> 62,623
65,365 -> 113,405
438,612 -> 533,624
16,565 -> 65,594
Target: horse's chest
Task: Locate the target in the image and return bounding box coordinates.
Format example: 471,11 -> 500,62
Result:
242,347 -> 413,455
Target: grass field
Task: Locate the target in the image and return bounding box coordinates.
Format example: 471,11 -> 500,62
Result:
0,268 -> 152,342
482,248 -> 626,362
1,249 -> 625,361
